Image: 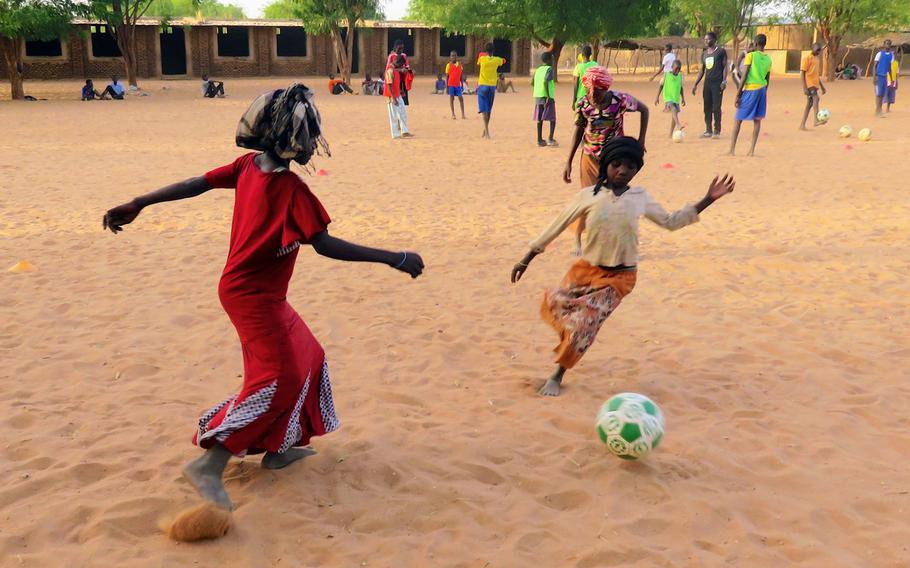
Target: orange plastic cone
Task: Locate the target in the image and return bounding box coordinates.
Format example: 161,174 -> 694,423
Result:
8,260 -> 36,273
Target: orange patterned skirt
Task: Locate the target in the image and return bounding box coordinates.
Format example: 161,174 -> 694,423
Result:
541,260 -> 637,369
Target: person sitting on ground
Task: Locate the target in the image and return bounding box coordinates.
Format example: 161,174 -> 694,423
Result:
99,76 -> 125,100
81,79 -> 102,101
202,74 -> 225,98
432,73 -> 446,94
361,73 -> 383,95
497,72 -> 517,93
328,74 -> 356,95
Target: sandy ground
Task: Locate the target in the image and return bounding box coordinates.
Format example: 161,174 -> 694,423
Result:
2,73 -> 909,567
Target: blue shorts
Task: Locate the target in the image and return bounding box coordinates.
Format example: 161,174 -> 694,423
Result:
447,86 -> 463,97
735,87 -> 767,121
477,85 -> 496,113
664,102 -> 680,111
875,75 -> 888,97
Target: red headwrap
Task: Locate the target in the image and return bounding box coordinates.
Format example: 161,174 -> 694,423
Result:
581,65 -> 613,94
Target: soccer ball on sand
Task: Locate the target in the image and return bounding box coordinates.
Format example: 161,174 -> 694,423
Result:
858,128 -> 872,141
816,109 -> 830,123
672,129 -> 685,143
838,125 -> 853,138
596,393 -> 664,460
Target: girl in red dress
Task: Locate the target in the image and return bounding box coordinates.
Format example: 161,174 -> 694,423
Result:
102,85 -> 424,510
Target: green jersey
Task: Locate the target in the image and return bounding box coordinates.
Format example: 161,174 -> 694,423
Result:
662,71 -> 683,104
574,60 -> 598,100
533,64 -> 554,99
744,51 -> 772,89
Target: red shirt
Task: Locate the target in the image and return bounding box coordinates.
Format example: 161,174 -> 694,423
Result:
384,65 -> 402,98
445,62 -> 464,87
205,153 -> 330,340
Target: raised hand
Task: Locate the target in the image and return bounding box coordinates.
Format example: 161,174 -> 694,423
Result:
392,252 -> 425,279
103,201 -> 142,233
706,174 -> 736,201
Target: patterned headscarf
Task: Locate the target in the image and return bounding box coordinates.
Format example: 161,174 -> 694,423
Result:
235,83 -> 330,166
581,65 -> 613,94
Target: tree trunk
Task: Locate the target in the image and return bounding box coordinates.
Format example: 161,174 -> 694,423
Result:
545,37 -> 564,82
342,19 -> 355,83
1,37 -> 26,100
114,23 -> 139,87
329,26 -> 348,79
591,38 -> 600,62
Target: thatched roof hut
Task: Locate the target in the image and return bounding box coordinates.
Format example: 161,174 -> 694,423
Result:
596,36 -> 705,74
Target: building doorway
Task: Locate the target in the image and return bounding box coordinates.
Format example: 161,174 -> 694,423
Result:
160,26 -> 187,76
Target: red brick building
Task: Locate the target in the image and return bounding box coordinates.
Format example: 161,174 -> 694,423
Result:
2,19 -> 531,81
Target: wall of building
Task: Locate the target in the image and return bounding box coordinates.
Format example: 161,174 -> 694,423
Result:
2,23 -> 532,81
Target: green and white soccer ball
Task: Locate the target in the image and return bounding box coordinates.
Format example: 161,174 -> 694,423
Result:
817,109 -> 830,123
596,393 -> 664,460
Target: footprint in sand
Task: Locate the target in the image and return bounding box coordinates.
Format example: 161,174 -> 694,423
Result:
537,489 -> 592,511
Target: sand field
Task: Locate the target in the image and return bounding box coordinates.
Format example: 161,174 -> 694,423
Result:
1,74 -> 910,566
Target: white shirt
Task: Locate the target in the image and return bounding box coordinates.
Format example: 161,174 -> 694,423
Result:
662,52 -> 678,73
529,186 -> 699,267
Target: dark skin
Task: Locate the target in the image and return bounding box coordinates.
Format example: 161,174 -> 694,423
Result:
563,88 -> 649,184
729,40 -> 770,156
691,35 -> 728,96
103,151 -> 424,509
799,42 -> 828,131
512,159 -> 735,396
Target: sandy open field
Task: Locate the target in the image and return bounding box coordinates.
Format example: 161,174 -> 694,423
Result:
2,73 -> 909,567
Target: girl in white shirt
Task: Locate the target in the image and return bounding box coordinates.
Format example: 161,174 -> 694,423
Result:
510,137 -> 735,396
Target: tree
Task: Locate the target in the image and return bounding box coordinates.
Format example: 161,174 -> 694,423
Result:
409,0 -> 668,78
265,0 -> 381,83
263,0 -> 294,18
794,0 -> 910,81
145,0 -> 245,19
675,0 -> 767,60
0,0 -> 80,99
91,0 -> 156,88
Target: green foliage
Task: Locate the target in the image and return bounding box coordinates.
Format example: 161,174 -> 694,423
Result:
673,0 -> 767,43
144,0 -> 246,19
408,0 -> 668,45
0,0 -> 81,41
263,0 -> 295,19
273,0 -> 383,32
793,0 -> 910,37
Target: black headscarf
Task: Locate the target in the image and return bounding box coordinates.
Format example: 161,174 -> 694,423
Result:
235,83 -> 330,166
593,136 -> 645,195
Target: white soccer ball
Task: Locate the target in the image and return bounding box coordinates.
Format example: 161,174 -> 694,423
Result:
817,109 -> 830,123
672,129 -> 685,143
838,125 -> 852,138
858,128 -> 872,141
596,393 -> 664,460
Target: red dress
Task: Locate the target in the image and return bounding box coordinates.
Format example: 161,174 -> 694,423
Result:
192,153 -> 339,456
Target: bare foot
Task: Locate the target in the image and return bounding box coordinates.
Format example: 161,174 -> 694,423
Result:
261,447 -> 317,470
538,378 -> 561,397
401,132 -> 415,138
183,458 -> 233,511
799,126 -> 808,131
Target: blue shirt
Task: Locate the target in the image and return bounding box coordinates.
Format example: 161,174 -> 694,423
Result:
110,82 -> 125,95
875,50 -> 893,76
435,78 -> 446,90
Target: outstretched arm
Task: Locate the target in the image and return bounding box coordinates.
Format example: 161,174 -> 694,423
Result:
103,176 -> 212,233
310,231 -> 424,278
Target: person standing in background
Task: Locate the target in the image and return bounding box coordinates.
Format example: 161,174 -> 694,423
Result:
691,32 -> 728,138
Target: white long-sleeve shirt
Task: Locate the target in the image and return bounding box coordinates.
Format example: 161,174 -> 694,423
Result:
529,186 -> 699,266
